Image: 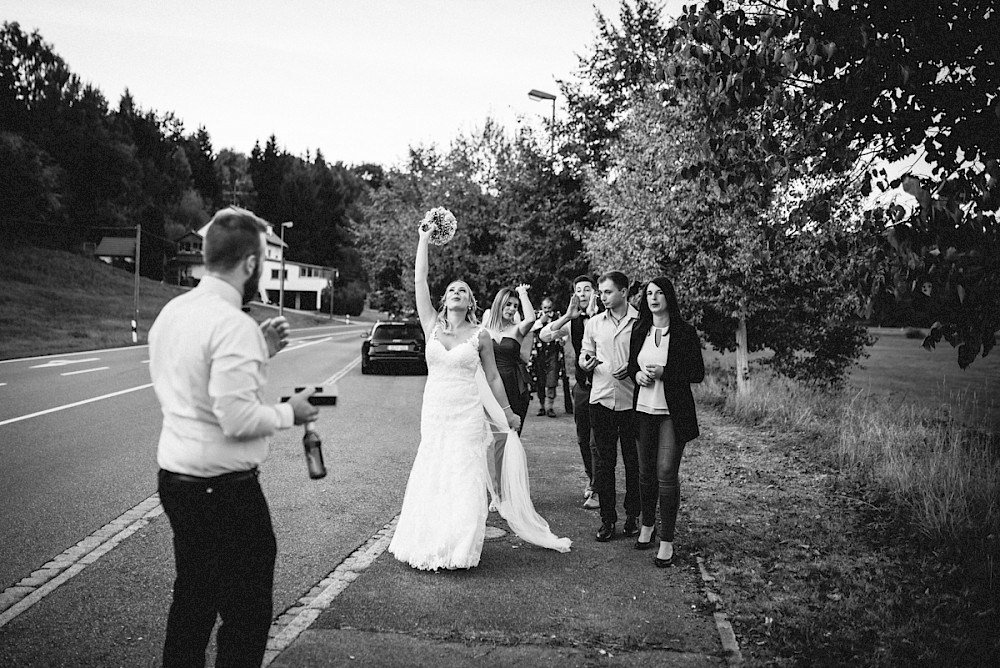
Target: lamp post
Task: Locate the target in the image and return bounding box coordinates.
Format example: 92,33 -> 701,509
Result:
528,88 -> 557,154
279,221 -> 293,316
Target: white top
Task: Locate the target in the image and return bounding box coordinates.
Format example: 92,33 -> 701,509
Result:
580,305 -> 639,411
636,326 -> 671,415
149,275 -> 294,476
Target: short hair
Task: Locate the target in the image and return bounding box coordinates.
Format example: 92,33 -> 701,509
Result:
572,275 -> 596,289
204,207 -> 267,271
597,270 -> 629,291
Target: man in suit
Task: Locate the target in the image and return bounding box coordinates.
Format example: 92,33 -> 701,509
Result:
539,275 -> 602,509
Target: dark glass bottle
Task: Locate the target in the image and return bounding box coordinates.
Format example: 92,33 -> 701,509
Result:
302,422 -> 327,479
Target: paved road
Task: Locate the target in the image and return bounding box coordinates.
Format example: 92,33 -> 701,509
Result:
0,322 -> 432,667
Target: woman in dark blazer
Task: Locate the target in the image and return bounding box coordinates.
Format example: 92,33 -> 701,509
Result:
626,276 -> 704,567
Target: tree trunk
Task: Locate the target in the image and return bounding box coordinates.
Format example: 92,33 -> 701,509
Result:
735,313 -> 749,395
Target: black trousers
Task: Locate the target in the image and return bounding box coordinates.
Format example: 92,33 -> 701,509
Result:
635,412 -> 686,541
589,403 -> 640,524
573,384 -> 594,483
158,469 -> 277,668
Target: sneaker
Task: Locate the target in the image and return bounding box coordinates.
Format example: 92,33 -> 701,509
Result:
537,408 -> 547,416
583,494 -> 600,510
546,408 -> 557,418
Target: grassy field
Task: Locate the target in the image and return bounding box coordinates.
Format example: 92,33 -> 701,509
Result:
0,245 -> 339,360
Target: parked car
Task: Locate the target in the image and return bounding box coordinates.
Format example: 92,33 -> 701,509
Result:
361,320 -> 427,375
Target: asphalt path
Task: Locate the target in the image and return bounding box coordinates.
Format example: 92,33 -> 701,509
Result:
0,322 -> 431,666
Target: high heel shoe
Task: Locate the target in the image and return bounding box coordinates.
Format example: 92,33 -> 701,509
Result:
633,527 -> 656,550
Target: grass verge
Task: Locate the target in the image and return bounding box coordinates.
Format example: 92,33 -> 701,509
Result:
685,364 -> 998,666
0,244 -> 336,360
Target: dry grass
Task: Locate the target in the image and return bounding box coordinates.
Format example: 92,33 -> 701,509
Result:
688,362 -> 999,666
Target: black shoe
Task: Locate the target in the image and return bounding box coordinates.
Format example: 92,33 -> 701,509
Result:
537,408 -> 547,416
654,554 -> 675,568
546,408 -> 557,418
622,516 -> 640,537
595,522 -> 616,542
634,527 -> 656,550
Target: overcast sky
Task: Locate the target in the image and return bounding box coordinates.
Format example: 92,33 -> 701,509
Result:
8,0 -> 687,167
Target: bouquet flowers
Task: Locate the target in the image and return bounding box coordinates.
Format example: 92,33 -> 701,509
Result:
418,207 -> 458,246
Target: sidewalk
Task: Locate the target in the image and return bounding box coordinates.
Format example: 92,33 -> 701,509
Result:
269,400 -> 735,667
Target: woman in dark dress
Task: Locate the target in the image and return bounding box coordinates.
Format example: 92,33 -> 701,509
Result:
626,276 -> 705,567
484,284 -> 536,434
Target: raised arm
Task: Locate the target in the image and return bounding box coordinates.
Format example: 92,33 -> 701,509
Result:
514,284 -> 536,338
414,227 -> 436,335
540,295 -> 579,343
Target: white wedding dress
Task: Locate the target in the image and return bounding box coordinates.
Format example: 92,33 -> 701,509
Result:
388,325 -> 571,571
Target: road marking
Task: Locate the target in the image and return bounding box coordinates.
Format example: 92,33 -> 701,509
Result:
0,495 -> 163,629
0,345 -> 146,365
0,383 -> 6,387
60,366 -> 110,377
30,358 -> 100,368
282,337 -> 332,353
263,517 -> 398,667
0,383 -> 153,427
323,357 -> 361,384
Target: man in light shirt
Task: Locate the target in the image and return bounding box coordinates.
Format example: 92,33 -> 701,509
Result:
579,271 -> 641,542
149,207 -> 317,668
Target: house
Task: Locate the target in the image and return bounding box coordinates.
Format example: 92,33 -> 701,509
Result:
169,220 -> 334,311
94,236 -> 137,269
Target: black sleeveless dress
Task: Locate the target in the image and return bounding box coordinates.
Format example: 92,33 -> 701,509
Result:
492,336 -> 531,425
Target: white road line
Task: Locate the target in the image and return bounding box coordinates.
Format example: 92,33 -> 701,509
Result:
0,346 -> 145,365
323,357 -> 361,384
30,358 -> 101,369
60,366 -> 110,377
0,383 -> 153,427
262,517 -> 398,667
0,495 -> 163,628
0,383 -> 6,387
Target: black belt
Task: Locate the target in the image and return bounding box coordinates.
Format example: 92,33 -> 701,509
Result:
160,467 -> 258,485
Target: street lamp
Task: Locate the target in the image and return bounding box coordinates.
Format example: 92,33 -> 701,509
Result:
279,221 -> 293,316
528,88 -> 557,153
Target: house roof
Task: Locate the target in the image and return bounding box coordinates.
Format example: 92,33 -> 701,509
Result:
196,220 -> 287,248
94,237 -> 137,257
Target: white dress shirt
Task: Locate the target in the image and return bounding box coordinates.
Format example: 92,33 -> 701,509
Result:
579,304 -> 639,411
149,275 -> 294,476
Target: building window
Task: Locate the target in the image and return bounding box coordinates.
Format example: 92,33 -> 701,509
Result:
271,269 -> 287,280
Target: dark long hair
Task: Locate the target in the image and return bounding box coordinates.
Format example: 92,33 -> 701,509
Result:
636,276 -> 682,327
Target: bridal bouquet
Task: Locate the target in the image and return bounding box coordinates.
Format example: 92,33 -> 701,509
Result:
418,207 -> 458,246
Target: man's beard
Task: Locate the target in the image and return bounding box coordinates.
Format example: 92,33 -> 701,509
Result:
242,262 -> 263,305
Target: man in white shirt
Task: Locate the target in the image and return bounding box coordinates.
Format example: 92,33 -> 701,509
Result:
150,207 -> 317,668
579,271 -> 641,542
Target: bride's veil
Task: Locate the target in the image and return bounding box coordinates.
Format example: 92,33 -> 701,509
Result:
476,368 -> 572,553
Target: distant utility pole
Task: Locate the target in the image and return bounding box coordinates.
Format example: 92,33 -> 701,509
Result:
132,224 -> 141,343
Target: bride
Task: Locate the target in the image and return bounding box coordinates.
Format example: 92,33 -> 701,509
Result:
388,223 -> 572,571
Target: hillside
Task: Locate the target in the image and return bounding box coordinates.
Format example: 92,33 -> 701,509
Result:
0,245 -> 332,360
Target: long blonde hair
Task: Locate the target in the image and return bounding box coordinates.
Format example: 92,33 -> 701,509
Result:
485,287 -> 518,332
436,280 -> 479,332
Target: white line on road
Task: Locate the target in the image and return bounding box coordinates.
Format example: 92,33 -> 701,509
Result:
0,495 -> 163,629
30,358 -> 101,368
60,366 -> 110,377
0,383 -> 153,427
262,517 -> 398,667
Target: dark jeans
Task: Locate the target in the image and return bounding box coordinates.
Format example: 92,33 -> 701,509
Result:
573,383 -> 594,482
589,403 -> 640,524
158,469 -> 277,668
636,412 -> 686,541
